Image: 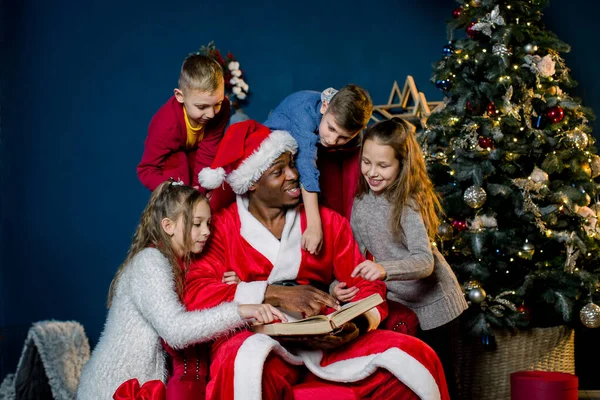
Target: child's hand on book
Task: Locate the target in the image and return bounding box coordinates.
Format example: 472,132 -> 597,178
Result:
332,282 -> 359,303
302,225 -> 323,255
222,271 -> 240,285
238,304 -> 288,324
351,260 -> 387,281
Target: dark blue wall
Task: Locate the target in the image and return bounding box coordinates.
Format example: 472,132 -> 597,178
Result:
2,0 -> 599,382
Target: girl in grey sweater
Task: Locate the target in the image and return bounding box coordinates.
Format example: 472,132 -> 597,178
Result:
332,118 -> 467,396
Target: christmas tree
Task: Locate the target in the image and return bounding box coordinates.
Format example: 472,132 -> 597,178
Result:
422,0 -> 600,344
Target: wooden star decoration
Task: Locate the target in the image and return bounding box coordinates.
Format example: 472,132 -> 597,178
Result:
371,76 -> 443,127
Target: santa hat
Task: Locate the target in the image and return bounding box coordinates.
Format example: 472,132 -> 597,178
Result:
198,120 -> 298,194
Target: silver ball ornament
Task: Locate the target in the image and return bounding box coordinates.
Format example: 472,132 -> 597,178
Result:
464,186 -> 487,209
437,222 -> 454,240
524,43 -> 537,54
468,287 -> 487,303
580,303 -> 600,328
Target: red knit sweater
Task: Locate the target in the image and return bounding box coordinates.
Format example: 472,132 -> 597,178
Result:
137,96 -> 230,192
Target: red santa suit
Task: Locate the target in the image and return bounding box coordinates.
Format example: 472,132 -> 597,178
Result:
183,196 -> 450,400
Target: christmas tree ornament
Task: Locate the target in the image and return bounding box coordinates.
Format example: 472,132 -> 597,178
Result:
466,100 -> 481,114
521,241 -> 535,257
464,186 -> 487,209
478,136 -> 494,149
529,166 -> 548,183
471,0 -> 481,7
468,287 -> 487,303
463,280 -> 482,291
466,21 -> 478,39
590,155 -> 600,178
566,129 -> 589,149
581,162 -> 592,177
442,43 -> 455,57
516,304 -> 531,321
524,43 -> 536,54
545,105 -> 564,124
492,43 -> 512,57
452,7 -> 462,19
471,6 -> 506,37
486,102 -> 497,116
437,222 -> 454,240
580,303 -> 600,328
452,219 -> 468,231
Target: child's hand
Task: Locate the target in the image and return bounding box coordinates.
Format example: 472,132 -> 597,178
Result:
351,261 -> 387,281
222,271 -> 240,285
332,282 -> 359,303
302,225 -> 323,255
238,304 -> 288,324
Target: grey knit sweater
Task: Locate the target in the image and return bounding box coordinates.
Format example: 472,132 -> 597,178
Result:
351,192 -> 467,330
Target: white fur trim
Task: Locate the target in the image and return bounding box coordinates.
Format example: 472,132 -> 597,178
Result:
233,334 -> 303,400
236,196 -> 302,284
234,281 -> 269,304
300,349 -> 441,400
233,334 -> 441,400
198,167 -> 226,189
227,130 -> 298,194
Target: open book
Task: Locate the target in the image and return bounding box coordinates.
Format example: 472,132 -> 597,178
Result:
251,293 -> 384,336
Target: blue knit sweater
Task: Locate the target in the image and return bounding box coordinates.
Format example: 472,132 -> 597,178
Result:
264,91 -> 323,192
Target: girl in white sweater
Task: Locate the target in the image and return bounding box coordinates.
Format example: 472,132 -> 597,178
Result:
77,181 -> 285,399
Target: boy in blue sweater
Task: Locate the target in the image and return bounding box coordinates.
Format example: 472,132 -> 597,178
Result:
264,85 -> 372,254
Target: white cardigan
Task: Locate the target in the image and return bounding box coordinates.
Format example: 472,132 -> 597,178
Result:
77,248 -> 245,399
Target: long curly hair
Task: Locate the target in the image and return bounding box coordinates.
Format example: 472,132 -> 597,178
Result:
107,181 -> 207,308
356,118 -> 442,239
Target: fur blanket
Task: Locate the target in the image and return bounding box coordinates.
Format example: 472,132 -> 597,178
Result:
0,320 -> 90,400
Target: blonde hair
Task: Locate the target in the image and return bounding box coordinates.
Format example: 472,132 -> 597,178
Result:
327,84 -> 373,133
107,181 -> 207,308
178,54 -> 224,93
356,118 -> 443,239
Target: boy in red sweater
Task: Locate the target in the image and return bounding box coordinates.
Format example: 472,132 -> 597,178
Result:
137,54 -> 230,193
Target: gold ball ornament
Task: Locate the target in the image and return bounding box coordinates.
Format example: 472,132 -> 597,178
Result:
463,280 -> 481,292
581,162 -> 592,178
580,303 -> 600,328
464,186 -> 487,209
567,129 -> 589,149
521,242 -> 535,257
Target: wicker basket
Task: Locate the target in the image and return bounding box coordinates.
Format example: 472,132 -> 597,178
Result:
453,325 -> 575,400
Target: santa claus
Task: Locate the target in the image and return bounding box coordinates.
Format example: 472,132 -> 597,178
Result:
173,120 -> 449,400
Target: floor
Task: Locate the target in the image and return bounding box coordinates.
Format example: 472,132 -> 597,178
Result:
580,390 -> 600,399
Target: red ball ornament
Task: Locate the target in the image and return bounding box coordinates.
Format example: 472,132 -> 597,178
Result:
466,22 -> 478,39
516,304 -> 532,321
466,100 -> 481,114
478,136 -> 494,149
546,106 -> 564,124
486,102 -> 497,116
452,219 -> 468,231
452,7 -> 463,19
